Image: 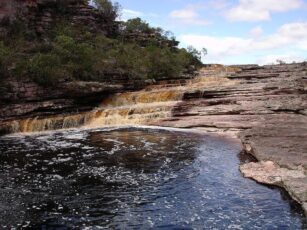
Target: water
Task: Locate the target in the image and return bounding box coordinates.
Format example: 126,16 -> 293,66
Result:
0,128 -> 305,229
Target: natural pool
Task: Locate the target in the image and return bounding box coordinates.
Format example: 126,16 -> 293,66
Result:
0,128 -> 305,229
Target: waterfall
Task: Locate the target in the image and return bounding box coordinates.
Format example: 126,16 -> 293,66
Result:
2,66 -> 241,134
2,90 -> 184,133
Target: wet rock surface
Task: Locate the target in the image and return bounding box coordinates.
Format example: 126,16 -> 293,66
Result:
156,63 -> 307,214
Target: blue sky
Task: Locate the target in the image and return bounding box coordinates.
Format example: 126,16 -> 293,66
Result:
113,0 -> 307,65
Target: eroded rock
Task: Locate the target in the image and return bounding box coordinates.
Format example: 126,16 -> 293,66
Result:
240,161 -> 307,214
0,0 -> 114,35
156,62 -> 307,213
239,161 -> 305,186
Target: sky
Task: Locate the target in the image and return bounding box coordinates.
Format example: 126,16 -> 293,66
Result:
112,0 -> 307,65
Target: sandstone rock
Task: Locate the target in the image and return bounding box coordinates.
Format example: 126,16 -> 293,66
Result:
239,161 -> 305,186
283,178 -> 307,204
155,62 -> 307,213
0,0 -> 114,36
240,161 -> 307,211
61,81 -> 124,96
0,78 -> 125,122
303,203 -> 307,216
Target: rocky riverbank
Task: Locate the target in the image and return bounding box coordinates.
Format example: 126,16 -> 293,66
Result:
0,62 -> 306,215
155,63 -> 307,215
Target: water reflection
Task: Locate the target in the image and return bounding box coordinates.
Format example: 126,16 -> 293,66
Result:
0,128 -> 305,229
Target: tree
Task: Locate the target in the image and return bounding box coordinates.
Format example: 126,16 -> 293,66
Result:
123,18 -> 152,33
202,48 -> 208,57
276,59 -> 286,65
93,0 -> 120,21
0,1 -> 206,86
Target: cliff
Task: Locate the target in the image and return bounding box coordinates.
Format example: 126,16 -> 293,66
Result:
155,63 -> 307,214
0,0 -> 201,131
0,0 -> 115,35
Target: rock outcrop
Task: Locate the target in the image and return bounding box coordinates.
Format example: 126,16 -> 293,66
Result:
155,63 -> 307,214
0,71 -> 155,135
0,0 -> 115,35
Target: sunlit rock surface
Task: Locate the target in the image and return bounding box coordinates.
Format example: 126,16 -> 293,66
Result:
155,63 -> 307,213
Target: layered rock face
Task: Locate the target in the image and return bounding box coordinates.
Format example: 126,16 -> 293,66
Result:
0,1 -> 19,20
0,77 -> 124,119
156,63 -> 307,214
0,71 -> 153,131
0,0 -> 115,35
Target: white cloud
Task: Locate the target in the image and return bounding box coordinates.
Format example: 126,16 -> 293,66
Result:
225,0 -> 303,22
179,22 -> 307,64
120,9 -> 144,21
208,0 -> 230,10
257,54 -> 306,65
249,26 -> 263,37
169,6 -> 210,26
180,35 -> 252,58
170,8 -> 198,20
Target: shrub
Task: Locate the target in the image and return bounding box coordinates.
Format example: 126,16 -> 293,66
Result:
93,0 -> 120,21
0,14 -> 206,86
123,18 -> 152,34
27,33 -> 97,84
143,46 -> 180,79
28,53 -> 67,86
0,42 -> 10,78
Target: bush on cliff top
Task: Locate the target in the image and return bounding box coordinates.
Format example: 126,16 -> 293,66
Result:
94,0 -> 120,21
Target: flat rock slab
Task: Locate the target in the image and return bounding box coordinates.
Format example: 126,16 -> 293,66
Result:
239,161 -> 305,187
156,63 -> 307,213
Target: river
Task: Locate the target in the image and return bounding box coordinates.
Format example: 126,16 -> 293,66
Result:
0,127 -> 305,229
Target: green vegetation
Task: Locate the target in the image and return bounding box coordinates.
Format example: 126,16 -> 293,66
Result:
94,0 -> 120,21
122,17 -> 153,34
0,0 -> 205,86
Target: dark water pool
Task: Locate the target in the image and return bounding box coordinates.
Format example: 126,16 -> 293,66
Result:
0,128 -> 306,229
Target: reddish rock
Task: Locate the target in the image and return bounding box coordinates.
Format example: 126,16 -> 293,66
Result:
0,0 -> 114,35
155,63 -> 307,213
